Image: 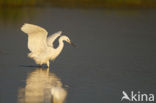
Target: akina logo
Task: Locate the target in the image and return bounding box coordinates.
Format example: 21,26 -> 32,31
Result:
121,91 -> 155,102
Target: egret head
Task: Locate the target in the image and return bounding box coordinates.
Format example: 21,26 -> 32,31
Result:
61,35 -> 76,47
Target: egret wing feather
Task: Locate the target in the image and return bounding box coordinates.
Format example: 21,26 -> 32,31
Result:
47,31 -> 62,47
21,23 -> 48,52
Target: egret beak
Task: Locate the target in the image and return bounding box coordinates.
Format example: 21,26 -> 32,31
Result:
69,41 -> 76,47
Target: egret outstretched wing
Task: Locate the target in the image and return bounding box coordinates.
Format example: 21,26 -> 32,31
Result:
47,31 -> 62,47
21,23 -> 48,52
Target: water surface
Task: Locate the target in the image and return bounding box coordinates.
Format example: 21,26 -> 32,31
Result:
0,8 -> 156,103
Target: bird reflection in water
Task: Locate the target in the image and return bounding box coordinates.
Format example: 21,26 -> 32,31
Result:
18,68 -> 67,103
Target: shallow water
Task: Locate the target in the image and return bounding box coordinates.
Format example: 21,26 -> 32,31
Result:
0,8 -> 156,103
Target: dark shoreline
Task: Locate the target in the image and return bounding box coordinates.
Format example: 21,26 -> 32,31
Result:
0,0 -> 156,9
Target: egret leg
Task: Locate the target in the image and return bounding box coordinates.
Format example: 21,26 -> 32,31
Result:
47,61 -> 50,68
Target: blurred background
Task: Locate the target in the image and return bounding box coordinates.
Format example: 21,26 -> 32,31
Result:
0,0 -> 156,103
0,0 -> 156,24
0,0 -> 156,8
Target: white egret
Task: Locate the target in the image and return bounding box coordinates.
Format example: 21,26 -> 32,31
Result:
21,23 -> 75,67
